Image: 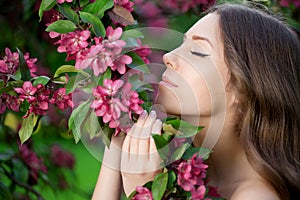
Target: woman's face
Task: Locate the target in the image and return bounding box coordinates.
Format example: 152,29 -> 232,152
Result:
155,13 -> 231,119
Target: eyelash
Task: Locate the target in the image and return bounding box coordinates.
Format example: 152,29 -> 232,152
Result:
190,50 -> 210,57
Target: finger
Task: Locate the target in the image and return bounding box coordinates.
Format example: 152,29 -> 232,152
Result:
126,124 -> 136,137
132,110 -> 148,139
139,110 -> 157,139
151,119 -> 162,136
122,133 -> 131,154
149,119 -> 162,154
148,137 -> 162,172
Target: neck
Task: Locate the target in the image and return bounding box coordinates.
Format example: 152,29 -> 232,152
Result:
182,115 -> 259,198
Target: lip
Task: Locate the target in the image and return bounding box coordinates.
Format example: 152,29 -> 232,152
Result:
159,75 -> 178,87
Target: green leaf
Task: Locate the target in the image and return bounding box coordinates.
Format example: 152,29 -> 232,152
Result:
18,114 -> 38,144
152,134 -> 170,161
0,150 -> 14,161
0,183 -> 13,200
98,68 -> 112,86
101,124 -> 115,148
121,29 -> 144,40
68,100 -> 91,143
127,52 -> 150,74
167,170 -> 176,190
182,146 -> 212,160
58,4 -> 80,24
128,74 -> 153,92
32,76 -> 50,86
83,0 -> 114,18
80,0 -> 90,7
151,172 -> 168,200
12,159 -> 29,183
54,65 -> 90,78
165,119 -> 204,138
79,11 -> 105,37
38,0 -> 56,20
171,143 -> 190,161
6,70 -> 21,81
46,20 -> 77,34
84,109 -> 101,139
152,134 -> 169,150
17,48 -> 31,81
65,74 -> 89,94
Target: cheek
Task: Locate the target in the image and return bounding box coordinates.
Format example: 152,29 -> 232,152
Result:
155,74 -> 212,116
188,75 -> 212,116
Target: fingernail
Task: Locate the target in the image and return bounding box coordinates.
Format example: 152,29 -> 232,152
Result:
140,110 -> 147,119
149,110 -> 156,118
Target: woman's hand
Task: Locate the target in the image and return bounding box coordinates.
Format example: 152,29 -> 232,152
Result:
121,110 -> 163,196
92,131 -> 125,200
102,132 -> 126,170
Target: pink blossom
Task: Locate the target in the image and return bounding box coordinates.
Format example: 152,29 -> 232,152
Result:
191,185 -> 206,200
1,93 -> 20,112
121,83 -> 144,117
132,186 -> 153,200
177,161 -> 196,191
57,0 -> 73,4
280,0 -> 300,7
24,52 -> 38,77
104,26 -> 126,54
56,30 -> 90,55
177,153 -> 208,193
15,82 -> 50,118
50,144 -> 75,169
14,81 -> 37,102
207,186 -> 222,198
91,79 -> 143,131
101,79 -> 124,96
18,142 -> 47,185
0,48 -> 19,74
114,0 -> 135,12
49,88 -> 74,110
24,84 -> 50,117
111,54 -> 132,74
78,44 -> 113,76
0,48 -> 39,79
91,80 -> 127,128
74,48 -> 90,69
134,39 -> 152,64
139,1 -> 161,18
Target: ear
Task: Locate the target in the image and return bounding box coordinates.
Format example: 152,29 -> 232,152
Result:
228,92 -> 239,107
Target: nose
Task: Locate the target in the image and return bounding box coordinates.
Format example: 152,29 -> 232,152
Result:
163,52 -> 176,70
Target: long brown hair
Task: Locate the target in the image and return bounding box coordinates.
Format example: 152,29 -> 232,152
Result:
210,4 -> 300,200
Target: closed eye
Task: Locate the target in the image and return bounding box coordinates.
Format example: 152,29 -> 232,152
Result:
190,50 -> 210,57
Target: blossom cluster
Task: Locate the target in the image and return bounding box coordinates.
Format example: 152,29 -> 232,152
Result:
132,186 -> 153,200
51,26 -> 136,76
5,81 -> 73,117
0,48 -> 37,81
280,0 -> 300,8
18,142 -> 48,185
134,0 -> 216,28
177,153 -> 209,199
50,144 -> 75,169
91,79 -> 143,135
76,27 -> 132,76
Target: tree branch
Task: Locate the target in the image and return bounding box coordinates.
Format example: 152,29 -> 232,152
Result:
0,165 -> 44,200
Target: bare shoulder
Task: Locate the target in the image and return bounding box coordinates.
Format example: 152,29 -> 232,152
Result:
230,180 -> 280,200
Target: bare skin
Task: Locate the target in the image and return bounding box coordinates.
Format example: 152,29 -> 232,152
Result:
92,13 -> 280,200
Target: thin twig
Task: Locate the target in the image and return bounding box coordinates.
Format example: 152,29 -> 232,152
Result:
0,165 -> 44,200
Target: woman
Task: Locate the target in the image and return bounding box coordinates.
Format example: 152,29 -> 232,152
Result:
92,3 -> 300,200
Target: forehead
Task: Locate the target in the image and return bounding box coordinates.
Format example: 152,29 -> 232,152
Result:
185,13 -> 220,48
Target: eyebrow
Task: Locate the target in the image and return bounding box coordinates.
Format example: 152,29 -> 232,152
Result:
184,34 -> 213,48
